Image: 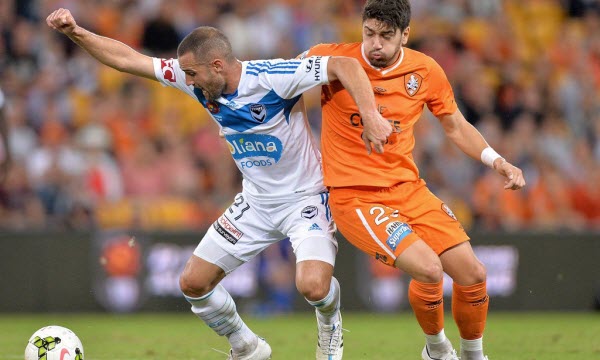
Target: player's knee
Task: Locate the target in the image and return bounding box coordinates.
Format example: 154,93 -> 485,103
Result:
414,261 -> 444,283
453,261 -> 487,285
179,271 -> 214,298
296,274 -> 330,301
470,262 -> 487,284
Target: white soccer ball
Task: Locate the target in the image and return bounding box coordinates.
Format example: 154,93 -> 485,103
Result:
24,325 -> 84,360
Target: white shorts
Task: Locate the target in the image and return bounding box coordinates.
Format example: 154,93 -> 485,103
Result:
194,191 -> 338,274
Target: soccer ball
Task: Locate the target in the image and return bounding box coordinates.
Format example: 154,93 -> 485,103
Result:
24,325 -> 84,360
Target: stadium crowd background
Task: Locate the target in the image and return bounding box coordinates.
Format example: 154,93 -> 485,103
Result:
1,0 -> 599,232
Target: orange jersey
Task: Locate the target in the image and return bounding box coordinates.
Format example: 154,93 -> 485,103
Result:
306,43 -> 458,187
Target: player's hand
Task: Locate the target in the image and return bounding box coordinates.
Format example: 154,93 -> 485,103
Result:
46,8 -> 77,35
361,112 -> 392,154
494,158 -> 526,190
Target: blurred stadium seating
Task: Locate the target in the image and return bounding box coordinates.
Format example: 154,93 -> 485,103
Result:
1,0 -> 599,231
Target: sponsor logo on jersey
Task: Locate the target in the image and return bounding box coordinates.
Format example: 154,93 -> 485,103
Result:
374,86 -> 387,94
160,59 -> 177,82
250,103 -> 266,122
441,203 -> 457,221
306,58 -> 314,72
308,223 -> 322,231
207,101 -> 220,114
213,215 -> 243,244
385,221 -> 405,236
313,57 -> 322,82
386,222 -> 412,251
404,73 -> 423,96
301,205 -> 318,219
225,134 -> 283,167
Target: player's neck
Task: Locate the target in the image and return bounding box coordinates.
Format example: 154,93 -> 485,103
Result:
224,59 -> 242,95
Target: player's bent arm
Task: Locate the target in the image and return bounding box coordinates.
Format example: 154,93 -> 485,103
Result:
440,109 -> 526,189
47,8 -> 155,81
439,110 -> 490,162
326,57 -> 379,117
326,56 -> 392,153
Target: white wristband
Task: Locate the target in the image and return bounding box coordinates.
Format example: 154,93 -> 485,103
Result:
481,146 -> 502,168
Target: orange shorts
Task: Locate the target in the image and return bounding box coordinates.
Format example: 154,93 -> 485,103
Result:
329,179 -> 469,267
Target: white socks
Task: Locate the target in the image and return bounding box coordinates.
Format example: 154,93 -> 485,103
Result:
461,337 -> 485,360
306,277 -> 341,325
184,284 -> 256,353
425,329 -> 452,357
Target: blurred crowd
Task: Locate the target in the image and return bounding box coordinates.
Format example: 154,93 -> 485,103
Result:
0,0 -> 599,232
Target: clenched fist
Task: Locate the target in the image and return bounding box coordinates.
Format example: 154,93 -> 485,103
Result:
46,8 -> 77,35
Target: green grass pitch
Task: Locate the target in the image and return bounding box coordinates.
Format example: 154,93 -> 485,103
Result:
2,312 -> 599,359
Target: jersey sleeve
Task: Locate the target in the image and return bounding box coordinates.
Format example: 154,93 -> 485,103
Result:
425,59 -> 458,117
265,56 -> 330,99
152,57 -> 197,99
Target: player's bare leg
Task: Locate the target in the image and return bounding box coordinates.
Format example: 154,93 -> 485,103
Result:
394,239 -> 458,360
180,255 -> 271,360
296,257 -> 343,359
441,242 -> 488,360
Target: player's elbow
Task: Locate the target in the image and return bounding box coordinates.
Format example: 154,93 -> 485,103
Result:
327,56 -> 361,81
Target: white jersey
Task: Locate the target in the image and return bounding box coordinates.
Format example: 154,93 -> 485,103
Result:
153,56 -> 331,203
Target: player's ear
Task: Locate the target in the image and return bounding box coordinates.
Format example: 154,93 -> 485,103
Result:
401,26 -> 410,46
211,58 -> 224,72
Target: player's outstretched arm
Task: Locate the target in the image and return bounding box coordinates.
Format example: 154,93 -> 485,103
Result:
46,8 -> 156,81
439,109 -> 526,190
327,57 -> 392,154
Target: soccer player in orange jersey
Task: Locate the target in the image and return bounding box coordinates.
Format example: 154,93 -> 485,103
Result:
302,1 -> 526,359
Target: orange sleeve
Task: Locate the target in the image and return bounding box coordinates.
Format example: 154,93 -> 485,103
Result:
424,58 -> 458,117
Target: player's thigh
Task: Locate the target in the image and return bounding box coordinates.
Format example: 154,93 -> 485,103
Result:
328,188 -> 420,267
280,192 -> 338,267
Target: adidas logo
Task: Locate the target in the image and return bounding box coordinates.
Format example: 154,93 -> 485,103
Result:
308,223 -> 322,231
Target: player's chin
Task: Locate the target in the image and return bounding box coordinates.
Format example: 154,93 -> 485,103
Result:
368,57 -> 389,68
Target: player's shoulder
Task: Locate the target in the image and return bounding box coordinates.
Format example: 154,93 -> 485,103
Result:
403,47 -> 443,72
244,58 -> 303,75
302,42 -> 362,58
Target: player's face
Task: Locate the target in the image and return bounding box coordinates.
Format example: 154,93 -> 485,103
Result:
362,18 -> 409,68
179,52 -> 226,101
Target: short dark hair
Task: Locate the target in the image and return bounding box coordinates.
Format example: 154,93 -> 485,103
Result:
362,0 -> 411,31
177,26 -> 235,63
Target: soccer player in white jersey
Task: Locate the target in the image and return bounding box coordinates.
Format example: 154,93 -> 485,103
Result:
47,8 -> 392,360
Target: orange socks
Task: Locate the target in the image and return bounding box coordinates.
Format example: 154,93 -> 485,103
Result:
452,281 -> 489,340
408,280 -> 444,335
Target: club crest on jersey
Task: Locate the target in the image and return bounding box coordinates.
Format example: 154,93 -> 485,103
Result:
441,203 -> 457,221
404,73 -> 423,97
250,103 -> 266,123
225,133 -> 283,163
207,101 -> 220,114
301,205 -> 318,219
